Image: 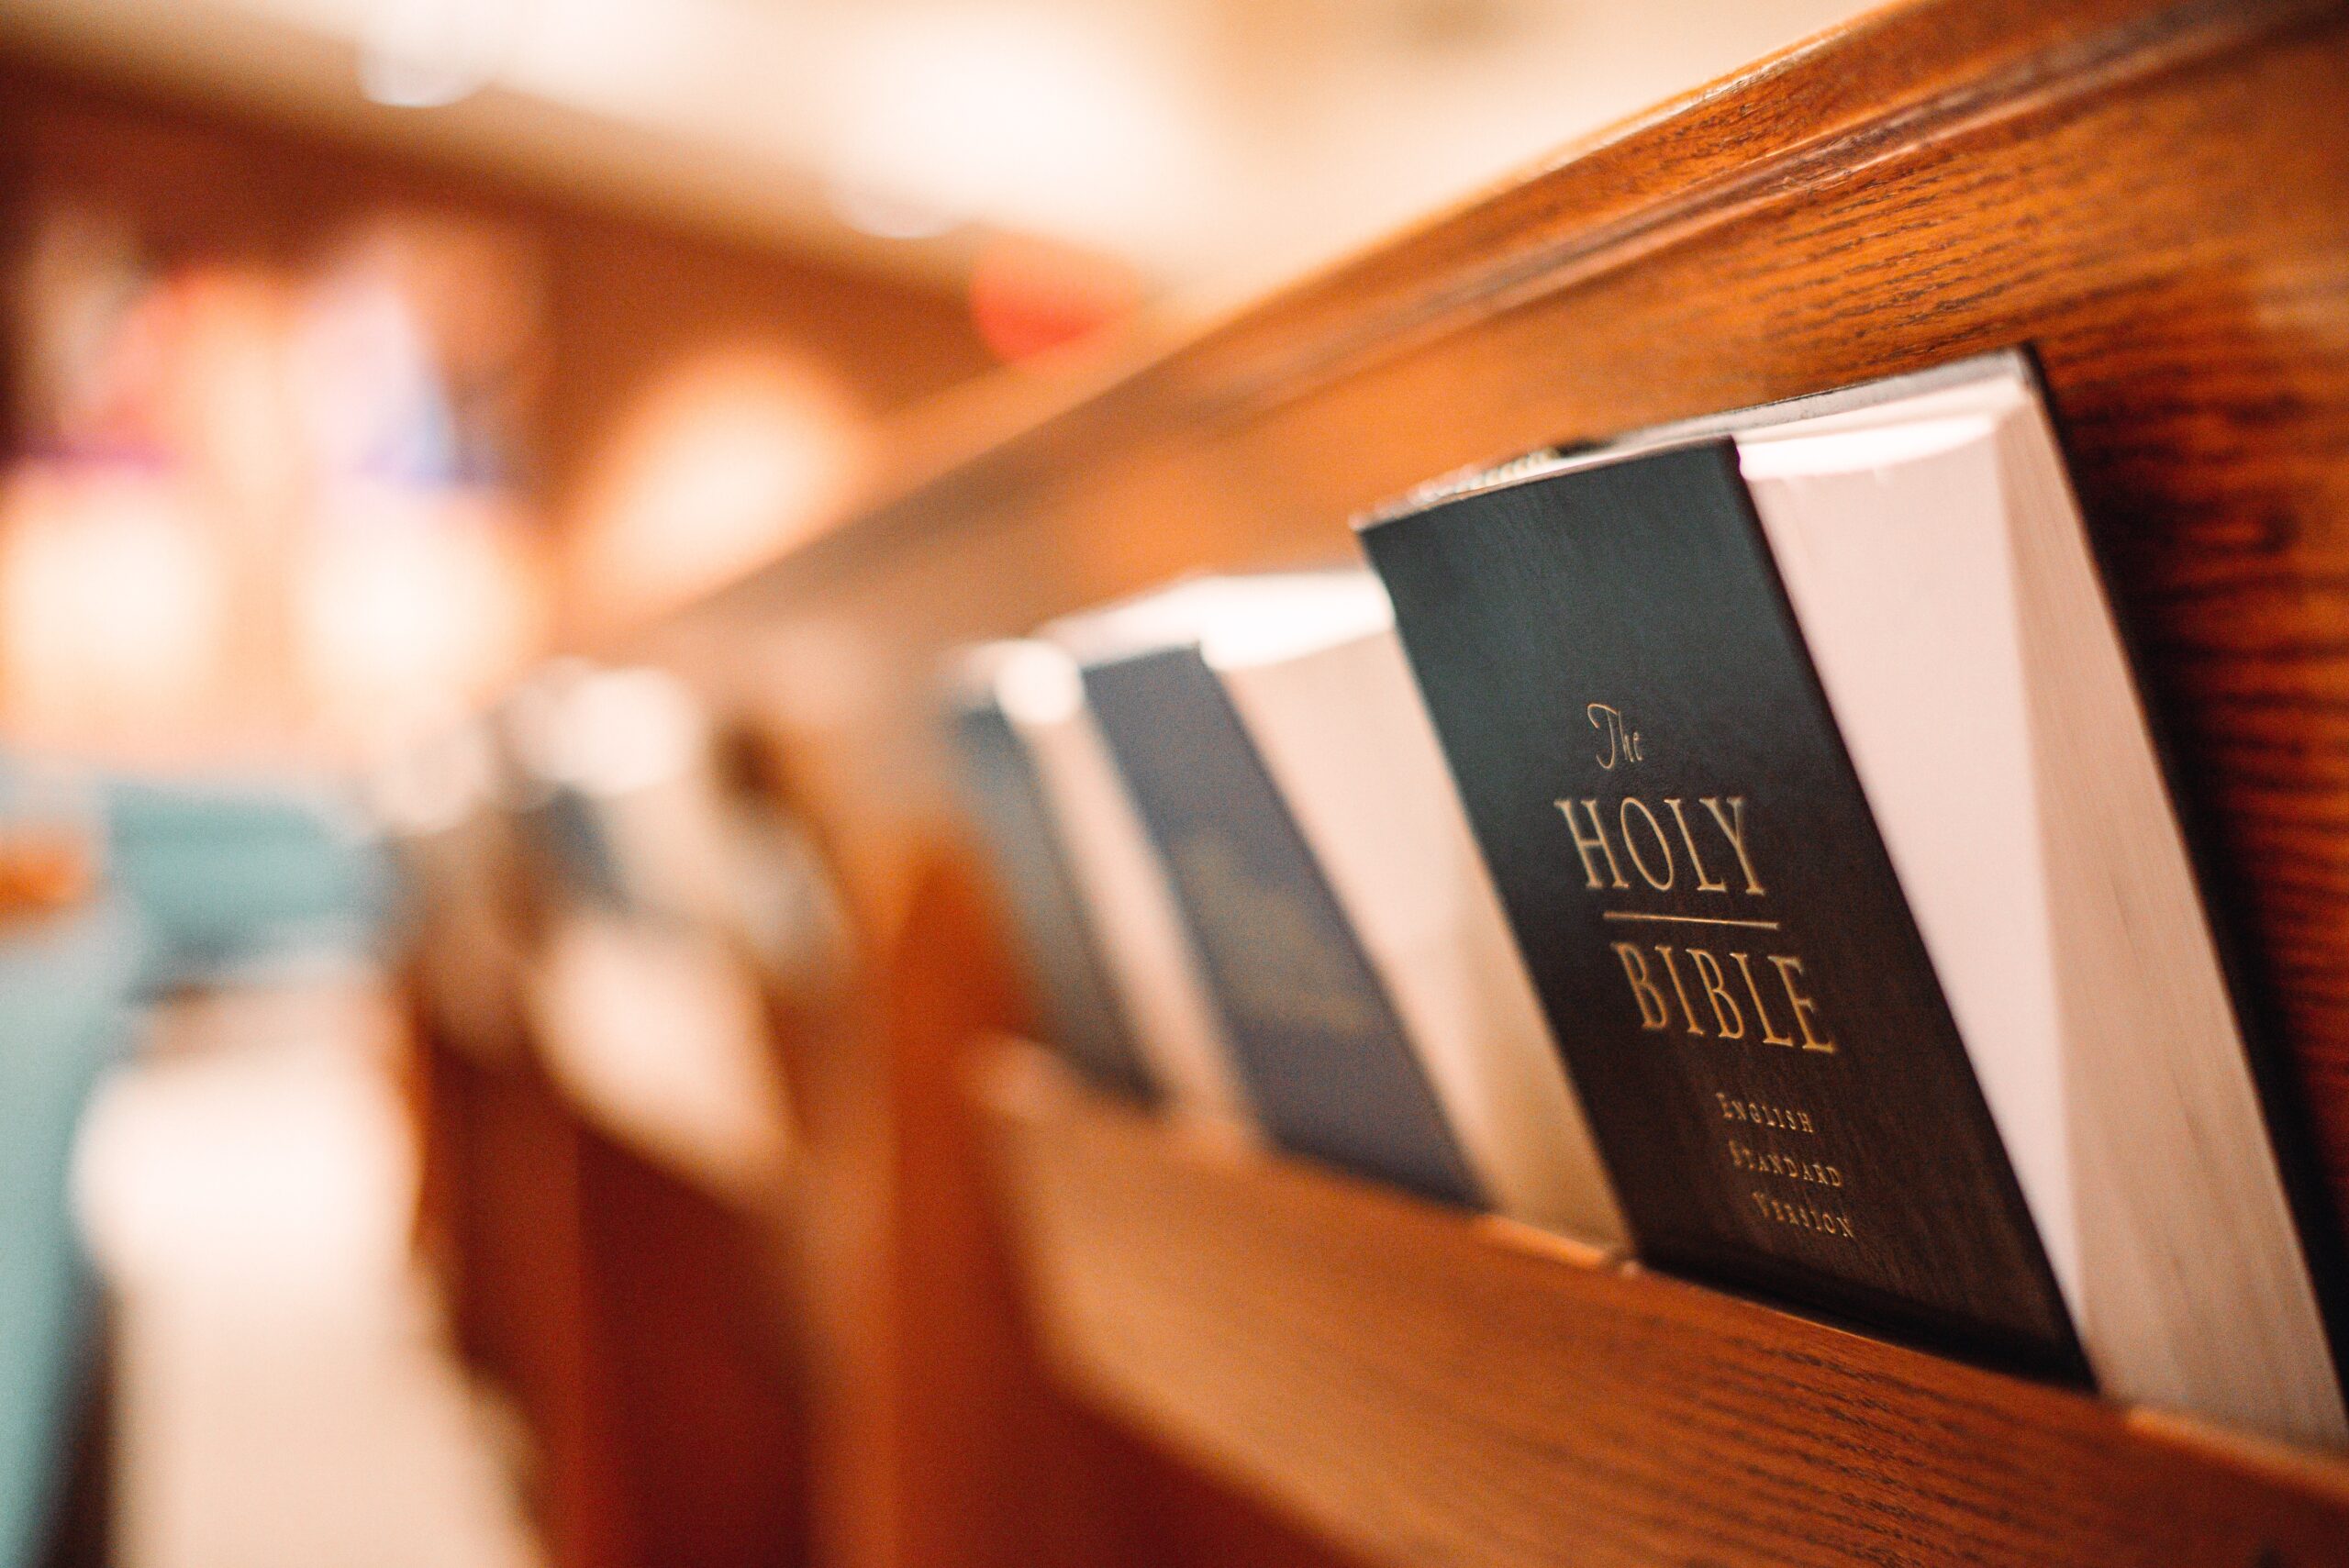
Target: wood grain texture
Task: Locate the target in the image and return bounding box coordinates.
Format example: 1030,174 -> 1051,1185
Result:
982,1040 -> 2349,1568
648,0 -> 2349,1246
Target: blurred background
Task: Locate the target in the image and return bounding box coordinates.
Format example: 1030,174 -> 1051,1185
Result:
0,2 -> 1873,1565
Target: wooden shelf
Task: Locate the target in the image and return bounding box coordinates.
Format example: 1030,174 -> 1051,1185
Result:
646,0 -> 2349,1272
624,0 -> 2349,1561
979,1040 -> 2349,1568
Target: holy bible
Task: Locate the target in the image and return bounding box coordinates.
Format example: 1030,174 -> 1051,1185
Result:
1360,353 -> 2348,1446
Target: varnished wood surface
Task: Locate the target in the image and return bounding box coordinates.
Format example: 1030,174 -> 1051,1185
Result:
829,845 -> 1364,1568
982,1040 -> 2349,1568
398,804 -> 812,1568
406,970 -> 813,1568
616,4 -> 2349,1562
649,0 -> 2349,1245
573,1121 -> 807,1568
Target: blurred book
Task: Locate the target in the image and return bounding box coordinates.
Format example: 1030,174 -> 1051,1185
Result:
1054,574 -> 1625,1244
948,650 -> 1161,1103
964,641 -> 1255,1138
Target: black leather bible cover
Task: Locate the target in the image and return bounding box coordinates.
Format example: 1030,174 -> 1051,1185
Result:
1083,643 -> 1480,1207
1362,440 -> 2087,1379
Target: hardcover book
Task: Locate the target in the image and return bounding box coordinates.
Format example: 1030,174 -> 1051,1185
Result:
980,639 -> 1257,1138
1073,584 -> 1479,1206
1059,574 -> 1626,1240
1361,353 -> 2348,1442
947,650 -> 1159,1102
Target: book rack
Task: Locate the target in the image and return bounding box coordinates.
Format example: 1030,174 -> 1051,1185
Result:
637,0 -> 2349,1562
981,1039 -> 2349,1568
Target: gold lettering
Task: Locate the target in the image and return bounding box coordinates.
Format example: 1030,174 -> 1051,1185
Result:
1618,797 -> 1675,890
1611,942 -> 1669,1030
1702,795 -> 1766,895
1587,703 -> 1641,769
1654,945 -> 1705,1037
1687,947 -> 1745,1039
1716,1094 -> 1820,1135
1731,951 -> 1797,1046
1769,955 -> 1836,1053
1750,1191 -> 1856,1240
1557,799 -> 1629,890
1664,797 -> 1730,894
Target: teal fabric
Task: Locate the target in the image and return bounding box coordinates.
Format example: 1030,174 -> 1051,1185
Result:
0,762 -> 395,1567
0,901 -> 139,1568
102,776 -> 393,986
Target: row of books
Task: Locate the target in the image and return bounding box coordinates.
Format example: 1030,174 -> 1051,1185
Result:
947,350 -> 2349,1452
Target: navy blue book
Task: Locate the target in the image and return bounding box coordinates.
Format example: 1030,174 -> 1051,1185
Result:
947,652 -> 1157,1102
1067,583 -> 1480,1207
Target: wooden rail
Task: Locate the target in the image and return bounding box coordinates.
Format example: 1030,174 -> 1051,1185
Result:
982,1040 -> 2349,1568
640,2 -> 2349,1561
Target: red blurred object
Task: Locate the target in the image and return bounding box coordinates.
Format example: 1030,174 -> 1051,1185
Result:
0,827 -> 97,921
966,235 -> 1139,362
